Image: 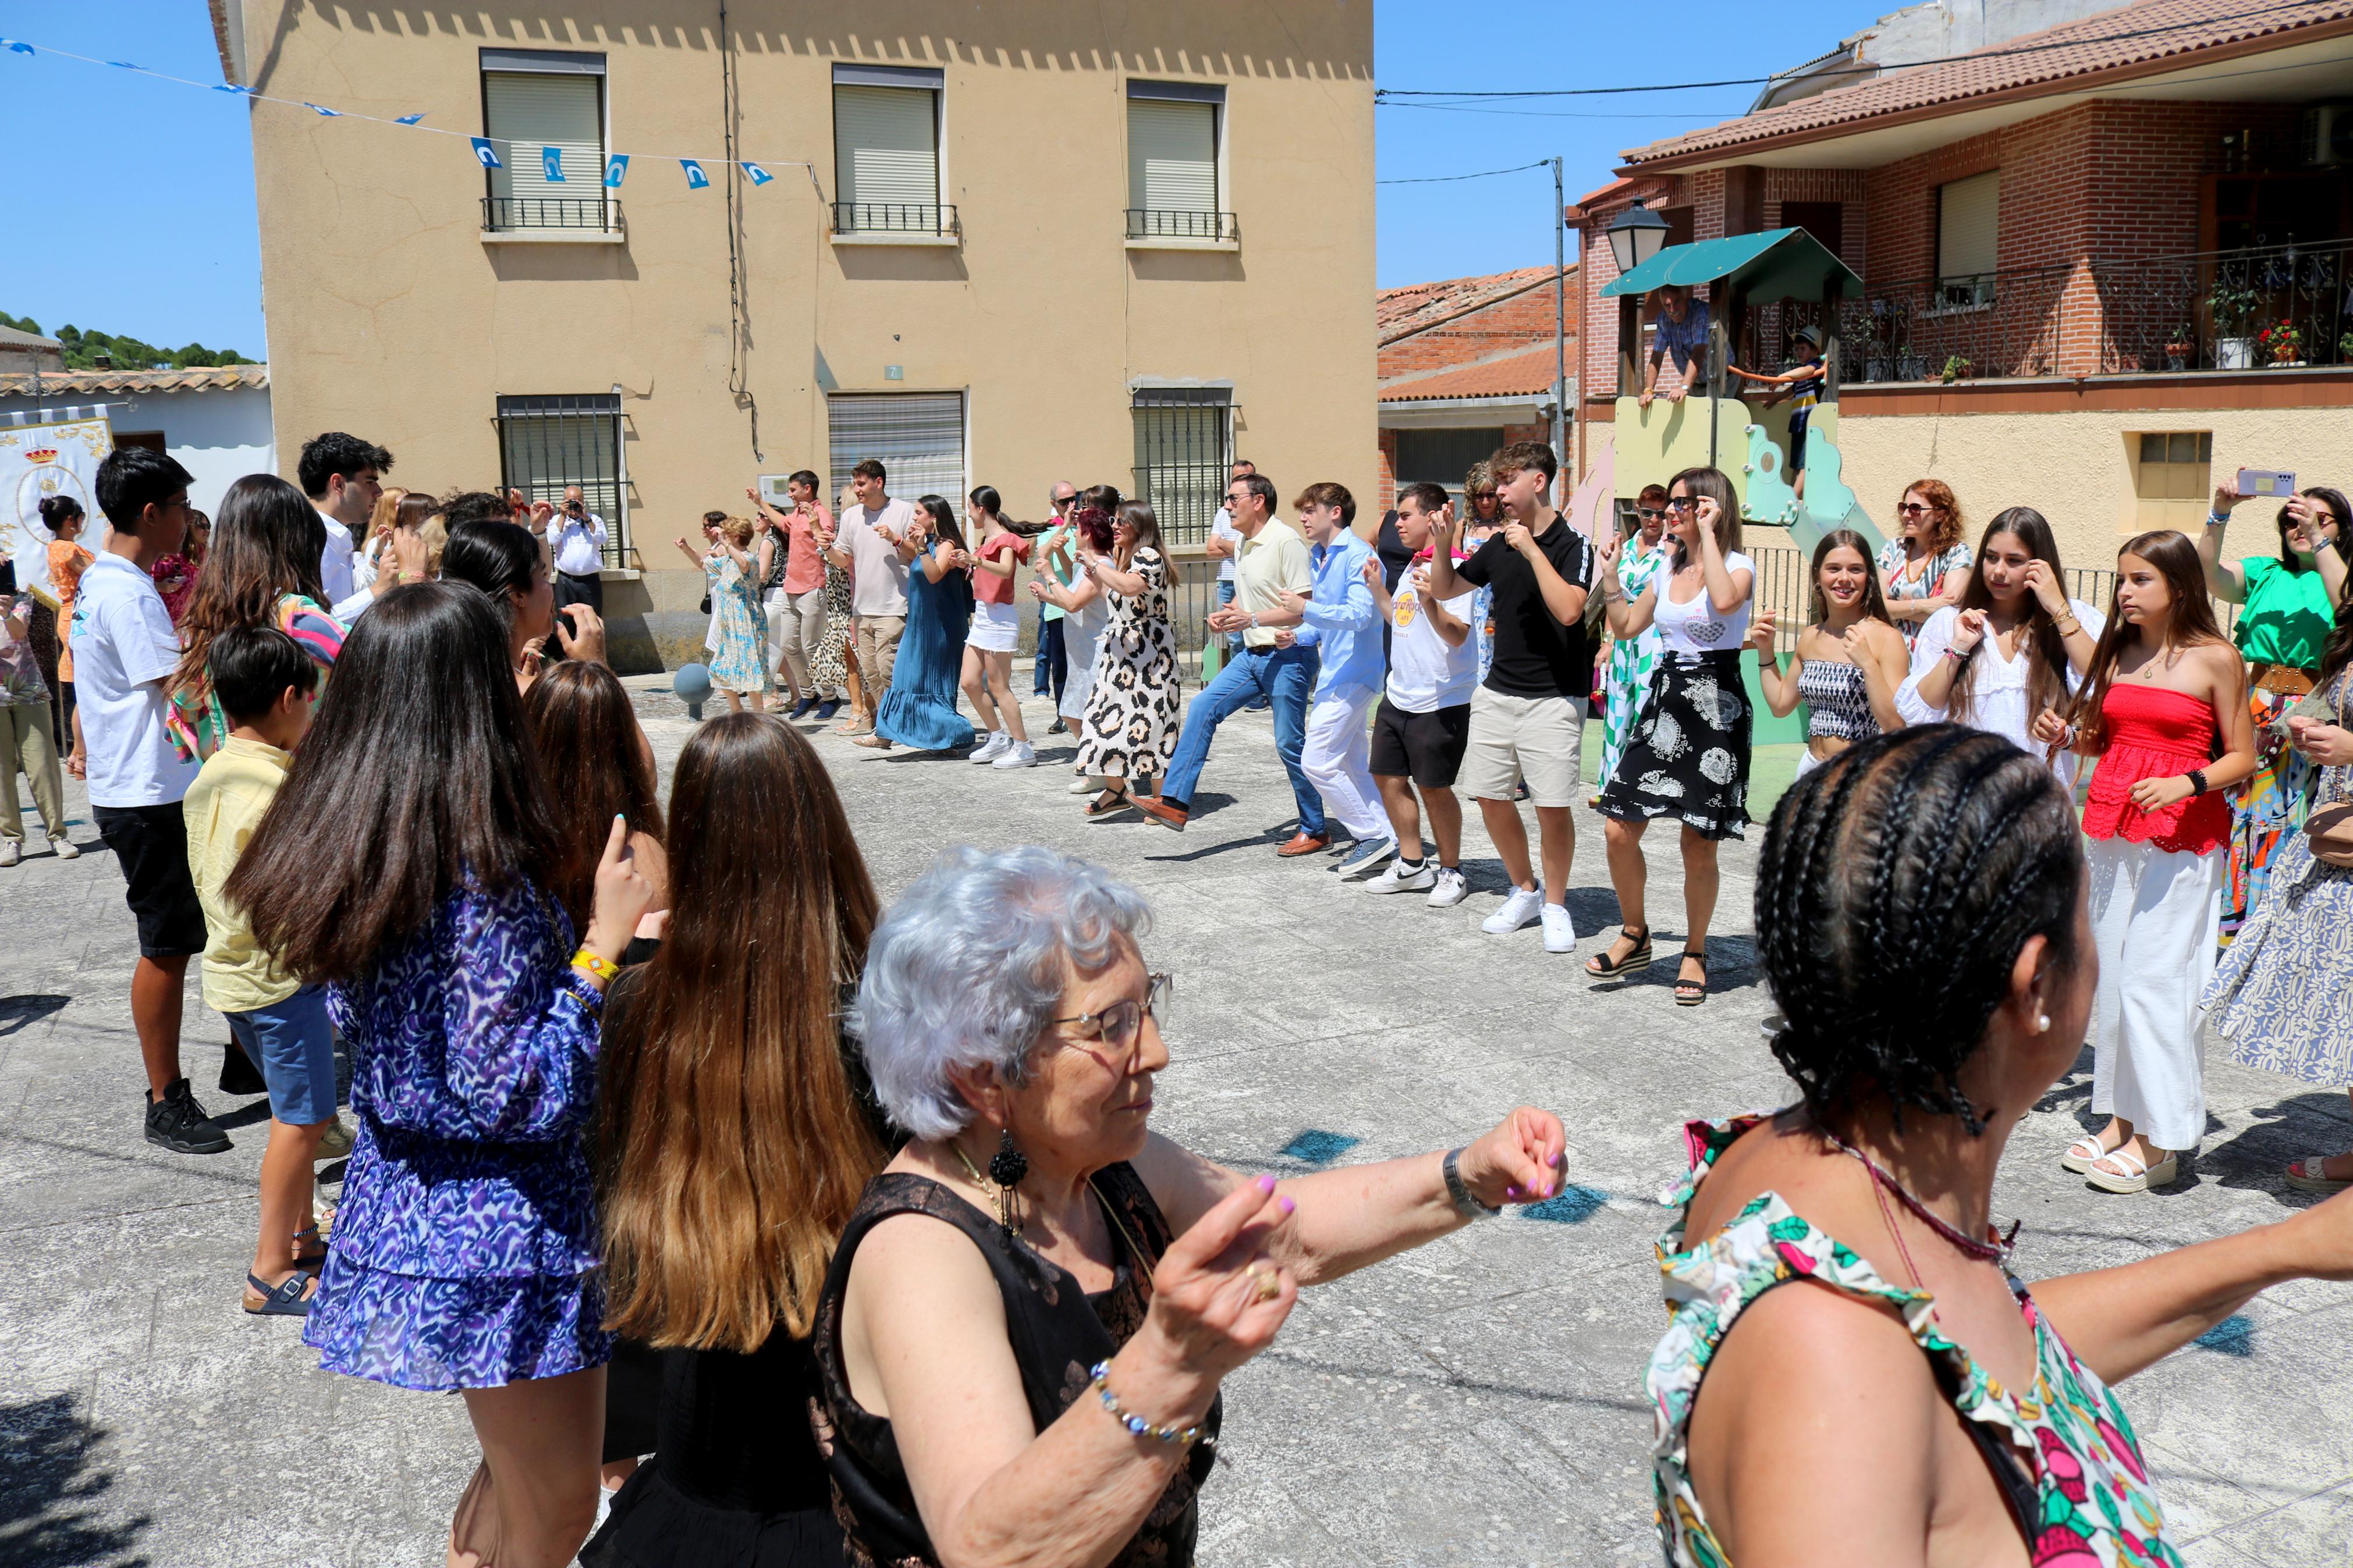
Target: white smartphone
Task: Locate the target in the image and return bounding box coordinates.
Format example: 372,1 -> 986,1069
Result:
2237,468 -> 2297,498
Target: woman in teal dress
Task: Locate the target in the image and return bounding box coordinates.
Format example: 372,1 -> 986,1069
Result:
1598,486 -> 1671,794
675,516 -> 770,713
869,496 -> 975,753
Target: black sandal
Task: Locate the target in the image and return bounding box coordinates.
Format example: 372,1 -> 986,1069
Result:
1675,949 -> 1709,1007
1084,788 -> 1136,820
1585,925 -> 1653,978
243,1271 -> 320,1317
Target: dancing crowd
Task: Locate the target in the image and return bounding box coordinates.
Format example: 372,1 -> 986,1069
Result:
7,422 -> 2353,1568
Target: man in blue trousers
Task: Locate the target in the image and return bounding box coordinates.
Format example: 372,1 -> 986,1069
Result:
1132,472 -> 1325,853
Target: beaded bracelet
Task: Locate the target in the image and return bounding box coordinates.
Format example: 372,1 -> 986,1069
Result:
1088,1361 -> 1206,1449
571,947 -> 621,985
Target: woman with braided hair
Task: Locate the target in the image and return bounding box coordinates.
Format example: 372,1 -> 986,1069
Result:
1649,724 -> 2353,1568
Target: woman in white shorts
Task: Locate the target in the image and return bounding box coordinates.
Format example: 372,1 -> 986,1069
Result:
959,486 -> 1037,768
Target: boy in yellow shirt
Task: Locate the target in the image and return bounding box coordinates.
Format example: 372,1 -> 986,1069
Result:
183,625 -> 331,1316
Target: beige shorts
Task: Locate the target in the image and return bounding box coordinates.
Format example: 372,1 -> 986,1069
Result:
1460,687 -> 1587,808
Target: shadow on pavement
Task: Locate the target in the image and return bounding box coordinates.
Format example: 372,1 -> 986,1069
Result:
0,1391 -> 150,1567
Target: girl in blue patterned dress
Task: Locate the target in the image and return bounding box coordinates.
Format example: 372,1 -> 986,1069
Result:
227,581 -> 655,1566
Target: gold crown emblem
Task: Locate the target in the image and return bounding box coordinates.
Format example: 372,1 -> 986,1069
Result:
24,447 -> 57,464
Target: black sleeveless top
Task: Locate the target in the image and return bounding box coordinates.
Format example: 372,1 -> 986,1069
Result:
812,1162 -> 1221,1568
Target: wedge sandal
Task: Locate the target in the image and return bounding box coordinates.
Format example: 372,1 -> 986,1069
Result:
1584,925 -> 1652,979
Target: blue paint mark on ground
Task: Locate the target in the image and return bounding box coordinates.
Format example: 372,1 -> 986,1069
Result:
1279,1130 -> 1360,1167
1521,1186 -> 1608,1224
2196,1315 -> 2254,1357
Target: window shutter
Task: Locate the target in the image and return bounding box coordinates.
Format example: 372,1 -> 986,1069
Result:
1936,171 -> 2000,280
834,86 -> 939,210
482,72 -> 603,201
1127,99 -> 1218,213
827,393 -> 966,504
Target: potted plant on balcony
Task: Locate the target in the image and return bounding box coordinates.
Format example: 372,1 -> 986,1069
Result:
2339,329 -> 2353,365
2163,325 -> 2194,371
1940,354 -> 1974,384
2256,319 -> 2305,367
2208,281 -> 2259,368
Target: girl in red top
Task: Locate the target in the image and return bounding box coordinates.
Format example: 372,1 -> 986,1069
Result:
959,485 -> 1037,769
2035,531 -> 2255,1193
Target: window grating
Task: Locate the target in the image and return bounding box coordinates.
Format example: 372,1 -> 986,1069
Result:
496,393 -> 626,567
1131,387 -> 1231,545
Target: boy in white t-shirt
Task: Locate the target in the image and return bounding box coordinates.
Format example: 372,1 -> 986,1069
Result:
77,446 -> 228,1155
1362,483 -> 1479,907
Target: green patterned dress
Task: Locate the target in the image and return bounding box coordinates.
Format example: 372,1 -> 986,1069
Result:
1649,1115 -> 2184,1568
1599,536 -> 1669,790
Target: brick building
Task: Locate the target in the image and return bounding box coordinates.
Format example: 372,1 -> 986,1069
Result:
1375,265 -> 1575,512
1568,0 -> 2353,574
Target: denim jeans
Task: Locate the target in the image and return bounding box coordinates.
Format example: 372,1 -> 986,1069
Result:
1214,578 -> 1237,656
1033,614 -> 1067,701
1159,642 -> 1322,835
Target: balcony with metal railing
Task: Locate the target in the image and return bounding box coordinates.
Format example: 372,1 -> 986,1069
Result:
481,195 -> 623,234
831,201 -> 960,240
1126,208 -> 1240,245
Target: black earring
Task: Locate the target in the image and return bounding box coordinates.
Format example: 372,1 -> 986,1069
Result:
988,1129 -> 1029,1190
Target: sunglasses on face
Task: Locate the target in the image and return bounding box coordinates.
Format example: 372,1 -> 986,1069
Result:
1638,507 -> 1665,521
1050,972 -> 1172,1059
1665,497 -> 1698,513
1896,502 -> 1933,516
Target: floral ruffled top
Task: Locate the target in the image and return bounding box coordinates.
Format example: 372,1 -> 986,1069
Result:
1648,1116 -> 2182,1568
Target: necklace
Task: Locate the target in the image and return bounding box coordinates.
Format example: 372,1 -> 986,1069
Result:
947,1140 -> 1146,1280
950,1139 -> 1022,1242
1816,1123 -> 2016,1265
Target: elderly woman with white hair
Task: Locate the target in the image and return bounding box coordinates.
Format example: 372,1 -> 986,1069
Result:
814,845 -> 1567,1567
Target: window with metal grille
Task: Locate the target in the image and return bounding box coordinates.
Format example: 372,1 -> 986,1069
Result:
1131,387 -> 1231,545
480,50 -> 612,232
828,392 -> 967,505
496,394 -> 626,567
1936,171 -> 2000,310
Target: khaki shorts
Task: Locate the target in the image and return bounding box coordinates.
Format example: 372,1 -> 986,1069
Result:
1460,687 -> 1586,808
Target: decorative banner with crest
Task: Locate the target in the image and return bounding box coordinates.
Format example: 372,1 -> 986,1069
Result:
1,418 -> 113,609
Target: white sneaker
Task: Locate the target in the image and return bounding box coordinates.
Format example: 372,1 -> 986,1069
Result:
49,835 -> 79,859
1542,902 -> 1580,954
1426,867 -> 1470,908
1364,859 -> 1436,895
992,741 -> 1037,769
969,731 -> 1010,763
1481,886 -> 1543,935
0,839 -> 17,868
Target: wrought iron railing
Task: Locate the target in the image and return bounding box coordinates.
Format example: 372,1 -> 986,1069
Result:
2091,240 -> 2352,372
832,201 -> 959,237
1126,209 -> 1239,242
481,195 -> 622,232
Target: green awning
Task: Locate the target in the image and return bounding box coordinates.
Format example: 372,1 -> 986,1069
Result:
1599,227 -> 1863,302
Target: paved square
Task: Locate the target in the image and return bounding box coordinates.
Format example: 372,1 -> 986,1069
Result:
3,684 -> 2348,1565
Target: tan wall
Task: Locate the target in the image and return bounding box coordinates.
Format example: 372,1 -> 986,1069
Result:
235,2 -> 1374,668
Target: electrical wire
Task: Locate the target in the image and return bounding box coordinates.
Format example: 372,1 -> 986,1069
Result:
1376,159 -> 1550,184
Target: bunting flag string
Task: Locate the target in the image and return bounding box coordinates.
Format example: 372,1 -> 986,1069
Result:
0,32 -> 823,197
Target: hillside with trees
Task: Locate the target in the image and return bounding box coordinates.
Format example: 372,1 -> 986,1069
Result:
0,310 -> 256,371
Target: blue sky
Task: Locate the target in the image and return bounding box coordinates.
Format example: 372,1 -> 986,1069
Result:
0,1 -> 1897,352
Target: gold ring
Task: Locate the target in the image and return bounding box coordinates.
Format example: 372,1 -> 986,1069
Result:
1245,1263 -> 1280,1302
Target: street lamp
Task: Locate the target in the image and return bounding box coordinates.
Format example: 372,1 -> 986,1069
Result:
1606,198 -> 1670,276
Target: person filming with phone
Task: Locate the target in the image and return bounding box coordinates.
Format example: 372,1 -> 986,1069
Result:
549,486 -> 609,658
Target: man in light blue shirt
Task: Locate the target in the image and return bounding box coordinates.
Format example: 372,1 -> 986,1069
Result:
1262,481 -> 1393,871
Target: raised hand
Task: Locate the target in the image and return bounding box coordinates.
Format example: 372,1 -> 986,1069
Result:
1129,1175 -> 1300,1405
1840,622 -> 1872,663
1950,607 -> 1990,654
554,602 -> 607,666
585,814 -> 656,964
1360,555 -> 1382,589
1746,611 -> 1779,656
1454,1107 -> 1570,1208
2030,706 -> 2070,746
1595,529 -> 1623,578
2018,559 -> 2068,618
1274,588 -> 1308,617
1503,520 -> 1534,554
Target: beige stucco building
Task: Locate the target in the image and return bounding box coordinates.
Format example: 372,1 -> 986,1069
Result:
212,2 -> 1374,669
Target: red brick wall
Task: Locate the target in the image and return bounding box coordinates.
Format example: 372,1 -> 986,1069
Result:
1375,427 -> 1397,511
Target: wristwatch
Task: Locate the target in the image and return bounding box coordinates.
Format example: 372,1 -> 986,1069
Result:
1249,611 -> 1261,630
1442,1147 -> 1500,1220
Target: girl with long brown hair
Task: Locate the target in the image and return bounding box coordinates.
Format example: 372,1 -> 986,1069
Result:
523,660 -> 668,943
583,713 -> 888,1568
165,474 -> 334,765
2033,532 -> 2257,1194
1895,507 -> 2104,783
1747,528 -> 1908,779
1875,477 -> 1970,646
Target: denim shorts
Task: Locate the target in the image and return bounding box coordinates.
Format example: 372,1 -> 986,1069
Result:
226,984 -> 340,1127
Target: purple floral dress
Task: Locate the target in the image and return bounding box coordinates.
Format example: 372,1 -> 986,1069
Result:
304,877 -> 612,1392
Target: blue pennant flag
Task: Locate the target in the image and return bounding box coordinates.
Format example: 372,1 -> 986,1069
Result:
603,154 -> 629,188
395,112 -> 426,125
742,161 -> 773,186
470,137 -> 502,169
542,146 -> 567,182
305,103 -> 344,116
3,40 -> 34,55
108,61 -> 142,70
214,83 -> 250,95
680,159 -> 710,189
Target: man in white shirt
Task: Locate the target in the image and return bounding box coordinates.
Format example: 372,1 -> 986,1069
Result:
548,486 -> 609,660
833,458 -> 917,736
80,447 -> 229,1156
1360,483 -> 1479,906
1204,457 -> 1254,666
298,431 -> 391,608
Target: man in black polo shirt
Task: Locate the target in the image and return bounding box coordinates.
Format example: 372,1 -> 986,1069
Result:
1424,440 -> 1593,954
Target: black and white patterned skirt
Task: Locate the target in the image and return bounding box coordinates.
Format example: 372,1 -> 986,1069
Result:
1596,649 -> 1752,840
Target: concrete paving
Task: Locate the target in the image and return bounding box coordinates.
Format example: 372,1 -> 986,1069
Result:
3,681 -> 2349,1566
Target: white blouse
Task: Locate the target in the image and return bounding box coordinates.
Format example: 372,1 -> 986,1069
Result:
1652,550 -> 1757,656
1896,600 -> 2106,783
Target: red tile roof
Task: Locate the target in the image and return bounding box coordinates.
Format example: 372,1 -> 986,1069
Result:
1378,266 -> 1559,345
0,364 -> 269,395
1621,0 -> 2353,167
1379,342 -> 1562,403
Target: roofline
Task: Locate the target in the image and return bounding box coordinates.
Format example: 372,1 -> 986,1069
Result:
1376,265 -> 1574,349
1621,12 -> 2353,172
210,0 -> 244,86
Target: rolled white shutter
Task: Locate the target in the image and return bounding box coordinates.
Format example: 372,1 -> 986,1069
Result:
834,86 -> 939,212
482,72 -> 603,204
1936,171 -> 2000,280
827,394 -> 966,503
1127,99 -> 1217,213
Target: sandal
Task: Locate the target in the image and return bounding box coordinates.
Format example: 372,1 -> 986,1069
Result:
243,1271 -> 320,1317
2060,1130 -> 2123,1175
2284,1157 -> 2353,1193
2085,1146 -> 2180,1194
289,1224 -> 329,1273
1084,789 -> 1136,821
1584,925 -> 1653,979
1674,949 -> 1708,1007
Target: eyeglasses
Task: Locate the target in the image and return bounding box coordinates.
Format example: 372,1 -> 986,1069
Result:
1637,507 -> 1665,521
1050,973 -> 1171,1060
1895,502 -> 1933,516
1664,496 -> 1698,513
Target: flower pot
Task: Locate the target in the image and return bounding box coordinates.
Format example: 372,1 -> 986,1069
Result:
2217,336 -> 2255,370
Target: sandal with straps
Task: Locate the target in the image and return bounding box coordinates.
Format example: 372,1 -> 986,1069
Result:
289,1224 -> 328,1273
2085,1145 -> 2180,1194
2060,1130 -> 2123,1175
1674,949 -> 1709,1007
243,1270 -> 320,1317
1584,925 -> 1653,979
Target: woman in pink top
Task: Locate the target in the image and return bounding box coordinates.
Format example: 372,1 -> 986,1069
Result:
959,486 -> 1036,768
2035,531 -> 2255,1194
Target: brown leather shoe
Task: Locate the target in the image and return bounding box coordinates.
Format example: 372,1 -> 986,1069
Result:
1276,831 -> 1331,857
1131,794 -> 1189,831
